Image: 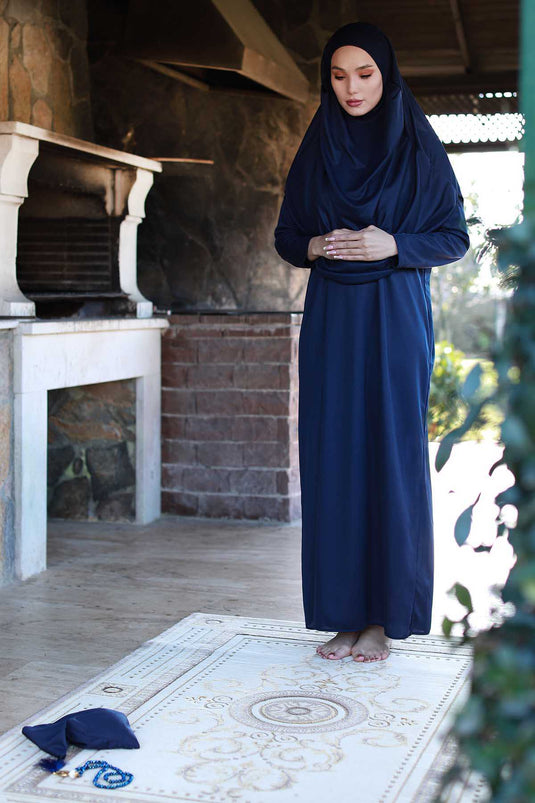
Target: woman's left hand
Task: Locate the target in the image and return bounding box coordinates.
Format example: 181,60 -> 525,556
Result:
323,225 -> 398,261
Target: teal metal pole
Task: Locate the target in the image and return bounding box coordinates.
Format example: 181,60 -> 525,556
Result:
521,0 -> 535,217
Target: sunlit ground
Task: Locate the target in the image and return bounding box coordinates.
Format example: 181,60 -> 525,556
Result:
429,439 -> 516,637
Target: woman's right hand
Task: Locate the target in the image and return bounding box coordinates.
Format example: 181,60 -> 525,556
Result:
307,230 -> 353,261
307,234 -> 330,262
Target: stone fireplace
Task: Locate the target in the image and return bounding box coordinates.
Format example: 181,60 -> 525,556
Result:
0,122 -> 167,583
14,316 -> 165,580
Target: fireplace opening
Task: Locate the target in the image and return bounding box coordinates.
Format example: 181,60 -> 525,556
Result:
17,215 -> 125,319
17,144 -> 137,319
47,379 -> 136,521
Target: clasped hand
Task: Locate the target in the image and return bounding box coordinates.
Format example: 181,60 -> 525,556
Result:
307,225 -> 398,262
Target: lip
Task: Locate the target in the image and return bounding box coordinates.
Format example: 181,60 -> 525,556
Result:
347,99 -> 364,107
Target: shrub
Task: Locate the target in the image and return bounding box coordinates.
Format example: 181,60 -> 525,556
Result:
428,342 -> 502,441
428,341 -> 465,440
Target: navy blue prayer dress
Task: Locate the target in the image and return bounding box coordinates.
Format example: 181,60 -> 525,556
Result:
274,23 -> 470,640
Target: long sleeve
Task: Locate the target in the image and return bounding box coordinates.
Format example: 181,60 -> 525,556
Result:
392,180 -> 470,269
274,194 -> 314,269
393,226 -> 470,269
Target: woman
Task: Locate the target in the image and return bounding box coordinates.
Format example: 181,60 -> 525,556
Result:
274,22 -> 469,663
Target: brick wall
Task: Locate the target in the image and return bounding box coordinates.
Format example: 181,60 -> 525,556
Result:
161,313 -> 302,521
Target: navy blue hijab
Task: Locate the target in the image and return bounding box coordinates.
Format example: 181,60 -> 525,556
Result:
283,21 -> 466,283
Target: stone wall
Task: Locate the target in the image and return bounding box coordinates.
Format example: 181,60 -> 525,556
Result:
0,2 -> 364,537
87,0 -> 361,312
162,314 -> 301,521
0,327 -> 14,584
0,0 -> 93,138
48,380 -> 136,521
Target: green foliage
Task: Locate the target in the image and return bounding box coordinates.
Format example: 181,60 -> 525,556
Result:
428,341 -> 465,439
428,342 -> 503,441
435,218 -> 535,801
430,180 -> 521,357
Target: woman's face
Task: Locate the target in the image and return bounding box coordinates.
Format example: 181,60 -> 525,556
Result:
330,45 -> 383,116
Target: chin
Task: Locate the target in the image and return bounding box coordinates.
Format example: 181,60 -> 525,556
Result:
345,105 -> 369,116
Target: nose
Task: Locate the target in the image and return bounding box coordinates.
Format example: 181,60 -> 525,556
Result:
347,73 -> 361,96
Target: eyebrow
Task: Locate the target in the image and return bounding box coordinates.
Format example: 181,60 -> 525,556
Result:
331,63 -> 374,71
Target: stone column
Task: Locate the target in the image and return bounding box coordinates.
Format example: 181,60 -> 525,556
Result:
0,133 -> 38,316
117,167 -> 155,318
161,312 -> 302,521
0,323 -> 17,586
136,372 -> 162,523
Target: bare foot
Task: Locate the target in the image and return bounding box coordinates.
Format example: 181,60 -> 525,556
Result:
351,625 -> 391,662
316,631 -> 361,660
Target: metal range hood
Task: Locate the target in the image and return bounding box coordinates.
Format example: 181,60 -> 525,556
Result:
122,0 -> 309,103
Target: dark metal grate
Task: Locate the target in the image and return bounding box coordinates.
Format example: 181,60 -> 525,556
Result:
17,218 -> 119,294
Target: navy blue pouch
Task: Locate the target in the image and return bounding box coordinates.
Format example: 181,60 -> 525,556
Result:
22,707 -> 140,758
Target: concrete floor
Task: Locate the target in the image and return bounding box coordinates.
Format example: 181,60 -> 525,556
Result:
0,516 -> 305,735
0,441 -> 516,736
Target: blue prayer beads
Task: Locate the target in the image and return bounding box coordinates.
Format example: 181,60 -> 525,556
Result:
75,759 -> 133,789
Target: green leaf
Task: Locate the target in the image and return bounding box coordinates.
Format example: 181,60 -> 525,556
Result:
454,583 -> 473,611
455,494 -> 481,546
442,617 -> 454,637
435,427 -> 460,471
461,362 -> 483,401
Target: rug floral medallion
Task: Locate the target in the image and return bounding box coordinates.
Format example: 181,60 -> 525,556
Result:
0,613 -> 488,802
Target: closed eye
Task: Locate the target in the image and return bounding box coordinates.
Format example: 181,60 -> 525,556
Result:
333,73 -> 373,80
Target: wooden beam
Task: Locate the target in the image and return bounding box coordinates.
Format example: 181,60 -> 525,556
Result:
396,47 -> 466,77
444,141 -> 522,154
401,65 -> 466,77
448,0 -> 472,70
152,158 -> 215,164
406,70 -> 518,96
134,59 -> 210,92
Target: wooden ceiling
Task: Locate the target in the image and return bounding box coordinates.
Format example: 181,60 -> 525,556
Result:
355,0 -> 519,114
117,0 -> 520,115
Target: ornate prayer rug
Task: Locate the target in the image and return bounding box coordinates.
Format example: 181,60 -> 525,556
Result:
0,612 -> 488,801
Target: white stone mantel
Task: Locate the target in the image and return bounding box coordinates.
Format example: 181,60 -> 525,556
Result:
13,316 -> 169,580
0,121 -> 162,318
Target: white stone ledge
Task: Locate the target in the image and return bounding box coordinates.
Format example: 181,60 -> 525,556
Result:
0,121 -> 162,173
15,317 -> 169,336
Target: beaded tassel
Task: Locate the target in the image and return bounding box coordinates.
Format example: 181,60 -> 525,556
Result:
38,757 -> 133,789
